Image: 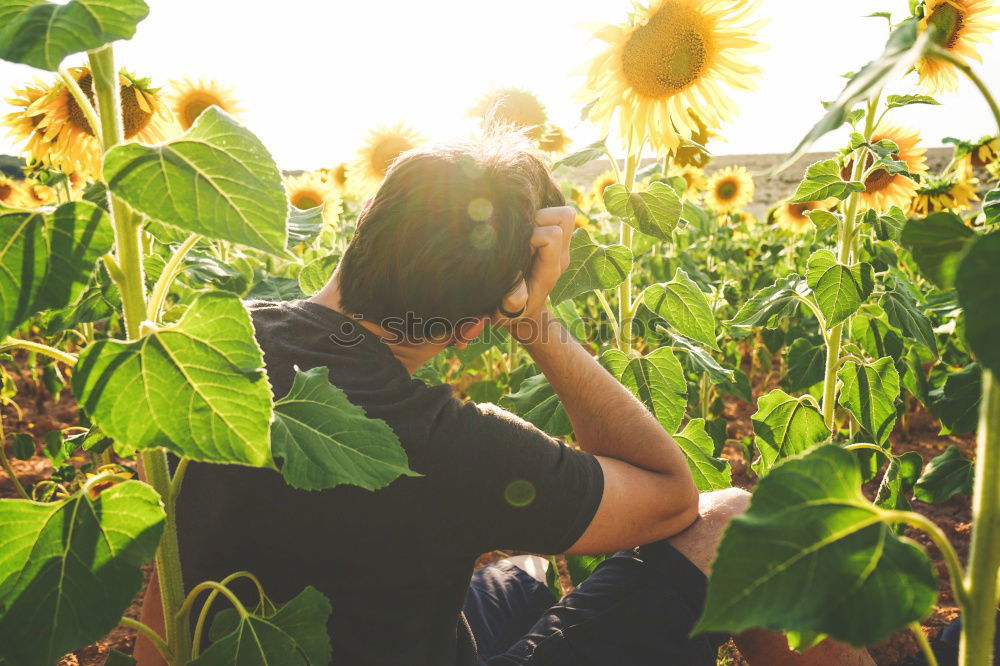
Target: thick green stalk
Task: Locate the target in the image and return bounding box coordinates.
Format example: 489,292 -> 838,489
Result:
0,337 -> 77,366
87,46 -> 191,663
617,151 -> 640,354
959,370 -> 1000,666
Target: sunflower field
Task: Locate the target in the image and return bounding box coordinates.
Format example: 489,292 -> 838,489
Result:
0,0 -> 999,665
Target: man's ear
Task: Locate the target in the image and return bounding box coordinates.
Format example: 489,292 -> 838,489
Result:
453,317 -> 488,349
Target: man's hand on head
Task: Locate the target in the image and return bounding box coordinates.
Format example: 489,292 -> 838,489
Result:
494,206 -> 575,336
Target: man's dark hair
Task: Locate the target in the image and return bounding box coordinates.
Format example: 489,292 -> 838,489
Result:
338,131 -> 565,340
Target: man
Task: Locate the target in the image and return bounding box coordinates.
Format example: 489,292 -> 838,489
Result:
137,133 -> 872,665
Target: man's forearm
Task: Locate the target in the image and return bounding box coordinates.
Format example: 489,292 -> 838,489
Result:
513,310 -> 692,479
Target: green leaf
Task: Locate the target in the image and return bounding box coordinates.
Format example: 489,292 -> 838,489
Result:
603,182 -> 682,240
875,451 -> 923,517
553,138 -> 606,169
783,339 -> 826,392
837,358 -> 901,446
806,250 -> 874,328
11,433 -> 34,459
298,255 -> 338,296
728,274 -> 809,329
863,206 -> 907,242
789,160 -> 865,203
455,324 -> 508,365
549,228 -> 631,304
271,366 -> 416,491
674,418 -> 731,491
695,445 -> 937,645
805,209 -> 840,230
881,288 -> 937,358
0,0 -> 148,71
0,481 -> 165,666
602,347 -> 687,433
0,202 -> 113,338
886,94 -> 940,109
499,373 -> 571,438
103,649 -> 137,666
73,292 -> 274,467
192,586 -> 332,665
659,328 -> 734,383
955,231 -> 1000,375
931,363 -> 981,435
983,188 -> 999,225
751,389 -> 830,478
104,108 -> 288,254
246,276 -> 305,301
914,445 -> 973,503
899,213 -> 975,288
285,205 -> 324,248
852,315 -> 904,361
774,20 -> 933,173
643,268 -> 716,348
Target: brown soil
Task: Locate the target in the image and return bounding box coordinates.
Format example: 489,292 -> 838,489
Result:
0,347 -> 976,666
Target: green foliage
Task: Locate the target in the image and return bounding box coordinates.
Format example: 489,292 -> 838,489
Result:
806,249 -> 874,327
271,366 -> 417,491
728,274 -> 808,329
899,213 -> 975,288
104,108 -> 288,254
643,268 -> 716,348
930,363 -> 981,435
0,202 -> 113,338
983,188 -> 999,226
875,451 -> 923,516
784,339 -> 826,392
298,255 -> 339,295
955,231 -> 1000,375
549,229 -> 631,304
750,389 -> 831,478
696,445 -> 937,646
0,481 -> 165,666
602,347 -> 687,433
673,418 -> 731,491
790,160 -> 865,203
193,587 -> 332,665
0,0 -> 148,70
603,181 -> 682,241
500,373 -> 572,437
837,358 -> 900,446
73,292 -> 274,466
913,445 -> 974,503
553,138 -> 606,168
881,286 -> 938,358
885,94 -> 939,109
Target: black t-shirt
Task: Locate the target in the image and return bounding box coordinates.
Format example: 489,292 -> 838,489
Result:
175,300 -> 604,666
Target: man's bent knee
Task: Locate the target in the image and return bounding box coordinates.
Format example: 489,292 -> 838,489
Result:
667,487 -> 751,575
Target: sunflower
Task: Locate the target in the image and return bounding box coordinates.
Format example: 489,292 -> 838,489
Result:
590,171 -> 618,205
325,163 -> 349,191
915,0 -> 1000,94
3,68 -> 172,179
167,77 -> 243,131
350,122 -> 423,195
841,123 -> 928,212
959,135 -> 999,178
0,175 -> 24,207
22,181 -> 57,208
469,87 -> 547,139
987,159 -> 1000,181
285,171 -> 341,225
539,125 -> 572,155
671,164 -> 707,198
705,165 -> 754,213
773,199 -> 832,234
577,0 -> 765,154
909,175 -> 979,216
671,108 -> 716,167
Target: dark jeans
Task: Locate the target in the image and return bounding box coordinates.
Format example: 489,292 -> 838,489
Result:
463,540 -> 726,666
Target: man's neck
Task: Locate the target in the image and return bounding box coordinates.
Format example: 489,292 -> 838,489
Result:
308,275 -> 444,375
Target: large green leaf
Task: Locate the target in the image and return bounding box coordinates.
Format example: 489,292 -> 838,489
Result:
899,213 -> 975,289
601,347 -> 686,433
774,20 -> 932,173
298,255 -> 338,296
73,292 -> 274,466
193,586 -> 332,665
643,268 -> 716,348
674,418 -> 731,492
104,108 -> 288,254
983,187 -> 999,226
875,451 -> 923,519
750,389 -> 830,478
659,328 -> 734,383
499,373 -> 572,438
695,445 -> 937,645
930,363 -> 981,435
806,250 -> 874,328
553,138 -> 606,169
913,445 -> 973,503
0,481 -> 164,666
955,231 -> 1000,375
0,202 -> 113,338
728,274 -> 809,329
851,315 -> 903,361
549,228 -> 632,304
789,160 -> 865,203
837,358 -> 900,446
271,366 -> 417,491
0,0 -> 148,71
783,339 -> 826,392
880,288 -> 937,358
603,182 -> 682,240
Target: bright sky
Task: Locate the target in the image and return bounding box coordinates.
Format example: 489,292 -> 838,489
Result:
1,0 -> 998,170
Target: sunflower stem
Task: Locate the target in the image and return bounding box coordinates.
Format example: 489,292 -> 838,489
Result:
617,140 -> 642,354
147,234 -> 201,323
88,44 -> 191,665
